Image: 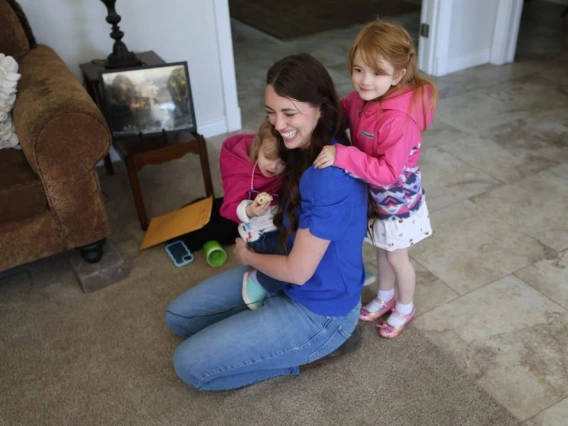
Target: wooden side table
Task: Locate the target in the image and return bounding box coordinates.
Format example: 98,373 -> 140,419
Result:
80,52 -> 215,230
115,131 -> 214,230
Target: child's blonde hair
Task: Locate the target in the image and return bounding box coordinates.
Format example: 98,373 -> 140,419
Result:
250,118 -> 280,163
348,20 -> 439,112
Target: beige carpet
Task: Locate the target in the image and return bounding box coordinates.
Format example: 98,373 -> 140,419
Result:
229,0 -> 421,40
0,156 -> 519,425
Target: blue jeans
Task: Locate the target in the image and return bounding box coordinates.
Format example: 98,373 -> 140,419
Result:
165,265 -> 361,391
248,230 -> 287,292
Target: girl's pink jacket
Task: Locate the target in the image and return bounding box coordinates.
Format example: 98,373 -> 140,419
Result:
335,87 -> 435,188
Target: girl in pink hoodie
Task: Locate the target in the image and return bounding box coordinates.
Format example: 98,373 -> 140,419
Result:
173,119 -> 283,256
220,118 -> 289,310
314,20 -> 439,338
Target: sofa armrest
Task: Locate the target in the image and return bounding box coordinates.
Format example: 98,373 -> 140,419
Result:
13,45 -> 111,176
11,45 -> 111,248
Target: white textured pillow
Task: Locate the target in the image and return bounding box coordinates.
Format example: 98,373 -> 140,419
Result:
0,53 -> 21,149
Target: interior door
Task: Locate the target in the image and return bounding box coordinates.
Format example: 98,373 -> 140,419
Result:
417,0 -> 523,77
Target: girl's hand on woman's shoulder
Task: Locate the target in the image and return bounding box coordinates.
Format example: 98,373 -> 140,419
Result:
313,145 -> 337,169
234,238 -> 253,265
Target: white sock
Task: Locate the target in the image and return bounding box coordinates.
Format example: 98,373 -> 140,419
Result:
378,289 -> 395,302
364,289 -> 394,313
387,301 -> 414,327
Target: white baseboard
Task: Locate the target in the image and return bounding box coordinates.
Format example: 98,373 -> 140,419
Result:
96,147 -> 120,167
198,107 -> 241,138
442,48 -> 491,75
197,117 -> 230,139
224,105 -> 242,133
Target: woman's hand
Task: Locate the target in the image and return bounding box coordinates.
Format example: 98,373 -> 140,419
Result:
233,238 -> 253,265
313,145 -> 337,169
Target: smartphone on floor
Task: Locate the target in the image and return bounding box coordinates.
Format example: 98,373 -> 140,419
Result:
165,240 -> 194,267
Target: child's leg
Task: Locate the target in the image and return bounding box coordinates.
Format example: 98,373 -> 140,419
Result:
252,231 -> 288,293
242,231 -> 285,310
377,247 -> 396,293
386,248 -> 415,304
378,248 -> 416,337
241,269 -> 268,310
360,247 -> 398,320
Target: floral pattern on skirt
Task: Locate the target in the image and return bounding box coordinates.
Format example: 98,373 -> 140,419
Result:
365,198 -> 432,251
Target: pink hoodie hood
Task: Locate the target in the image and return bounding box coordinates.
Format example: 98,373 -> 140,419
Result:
219,134 -> 283,223
376,86 -> 435,132
220,134 -> 255,179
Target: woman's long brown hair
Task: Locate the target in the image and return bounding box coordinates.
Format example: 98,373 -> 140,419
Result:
266,53 -> 350,250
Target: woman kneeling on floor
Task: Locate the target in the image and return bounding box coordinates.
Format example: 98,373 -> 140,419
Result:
165,53 -> 368,391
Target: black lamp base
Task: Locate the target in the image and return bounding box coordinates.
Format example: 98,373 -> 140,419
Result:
100,0 -> 143,69
104,46 -> 143,69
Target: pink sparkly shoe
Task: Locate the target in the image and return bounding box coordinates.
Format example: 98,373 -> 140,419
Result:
377,307 -> 415,338
359,295 -> 397,322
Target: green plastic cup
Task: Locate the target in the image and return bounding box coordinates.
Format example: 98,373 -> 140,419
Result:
203,240 -> 227,267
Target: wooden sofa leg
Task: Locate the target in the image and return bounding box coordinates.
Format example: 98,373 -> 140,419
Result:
77,238 -> 106,263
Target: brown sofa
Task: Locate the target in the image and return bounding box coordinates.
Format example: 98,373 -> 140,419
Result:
0,0 -> 111,272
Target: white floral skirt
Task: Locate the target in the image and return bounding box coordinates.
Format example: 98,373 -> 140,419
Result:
365,198 -> 432,251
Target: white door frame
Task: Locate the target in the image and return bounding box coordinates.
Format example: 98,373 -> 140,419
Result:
490,0 -> 523,65
418,0 -> 523,77
418,0 -> 454,76
213,0 -> 242,132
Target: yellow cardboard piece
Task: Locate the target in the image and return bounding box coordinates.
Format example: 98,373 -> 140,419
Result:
140,196 -> 213,249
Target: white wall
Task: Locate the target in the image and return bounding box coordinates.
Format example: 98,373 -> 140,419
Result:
17,0 -> 241,138
418,0 -> 523,77
446,0 -> 499,74
448,1 -> 499,58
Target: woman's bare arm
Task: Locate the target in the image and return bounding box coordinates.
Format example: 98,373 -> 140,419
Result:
235,228 -> 330,285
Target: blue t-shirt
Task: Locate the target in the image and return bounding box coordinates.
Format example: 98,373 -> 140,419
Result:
283,160 -> 368,316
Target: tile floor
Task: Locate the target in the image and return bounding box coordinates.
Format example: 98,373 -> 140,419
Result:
1,1 -> 566,424
227,1 -> 568,424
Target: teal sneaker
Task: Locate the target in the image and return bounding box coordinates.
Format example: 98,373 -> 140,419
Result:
364,270 -> 376,287
242,270 -> 268,310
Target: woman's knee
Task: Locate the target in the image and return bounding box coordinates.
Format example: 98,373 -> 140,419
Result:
172,343 -> 212,391
165,310 -> 180,334
165,309 -> 194,338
